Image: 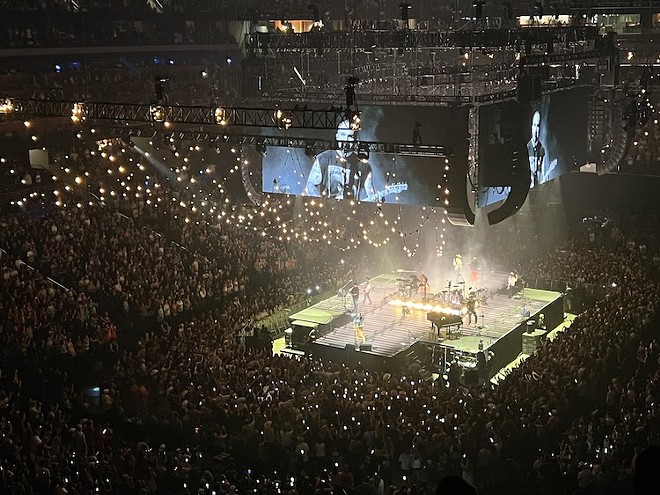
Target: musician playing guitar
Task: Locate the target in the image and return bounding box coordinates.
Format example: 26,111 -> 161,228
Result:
305,118 -> 408,202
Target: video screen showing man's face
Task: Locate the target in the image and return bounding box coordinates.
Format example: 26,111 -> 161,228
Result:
477,87 -> 589,208
531,111 -> 541,146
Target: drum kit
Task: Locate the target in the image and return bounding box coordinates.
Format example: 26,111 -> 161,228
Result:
393,274 -> 490,309
436,282 -> 489,310
395,278 -> 419,298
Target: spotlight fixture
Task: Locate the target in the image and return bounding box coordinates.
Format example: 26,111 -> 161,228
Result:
150,105 -> 167,122
349,112 -> 361,131
71,102 -> 87,123
274,109 -> 293,129
0,98 -> 14,114
214,106 -> 228,126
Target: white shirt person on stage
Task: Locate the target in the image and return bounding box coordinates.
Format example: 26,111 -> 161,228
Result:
362,277 -> 372,304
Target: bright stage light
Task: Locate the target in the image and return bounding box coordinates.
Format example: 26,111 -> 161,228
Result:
389,298 -> 462,316
274,109 -> 293,129
0,98 -> 14,114
214,106 -> 228,126
350,112 -> 361,131
150,105 -> 166,122
71,102 -> 87,123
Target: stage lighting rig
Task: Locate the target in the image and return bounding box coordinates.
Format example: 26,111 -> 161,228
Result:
150,105 -> 167,123
71,102 -> 87,124
274,109 -> 293,129
0,98 -> 14,114
344,76 -> 362,129
349,112 -> 361,131
214,106 -> 228,126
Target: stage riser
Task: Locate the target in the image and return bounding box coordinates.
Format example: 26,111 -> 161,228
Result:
287,273 -> 564,378
487,294 -> 564,375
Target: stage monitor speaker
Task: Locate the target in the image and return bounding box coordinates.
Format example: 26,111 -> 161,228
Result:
360,344 -> 373,352
522,330 -> 545,355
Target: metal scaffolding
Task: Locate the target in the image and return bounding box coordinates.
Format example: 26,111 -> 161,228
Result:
247,26 -> 598,52
9,98 -> 352,130
3,98 -> 450,156
105,127 -> 449,157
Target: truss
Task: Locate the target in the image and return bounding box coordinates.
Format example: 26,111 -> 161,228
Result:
105,127 -> 449,157
247,26 -> 598,52
4,97 -> 450,156
9,98 -> 351,130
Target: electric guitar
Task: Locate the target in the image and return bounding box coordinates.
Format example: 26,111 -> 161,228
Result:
363,182 -> 408,202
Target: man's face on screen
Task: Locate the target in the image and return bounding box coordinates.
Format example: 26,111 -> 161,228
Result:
531,111 -> 541,144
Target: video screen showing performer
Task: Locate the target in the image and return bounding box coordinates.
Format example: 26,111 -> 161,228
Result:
261,105 -> 469,207
527,110 -> 545,187
305,118 -> 376,201
477,87 -> 589,208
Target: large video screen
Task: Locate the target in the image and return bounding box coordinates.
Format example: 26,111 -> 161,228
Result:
477,87 -> 590,207
261,105 -> 468,207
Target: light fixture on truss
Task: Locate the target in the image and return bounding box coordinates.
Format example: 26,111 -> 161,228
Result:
0,98 -> 14,114
71,102 -> 87,123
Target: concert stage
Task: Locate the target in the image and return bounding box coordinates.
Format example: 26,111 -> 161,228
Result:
284,272 -> 564,377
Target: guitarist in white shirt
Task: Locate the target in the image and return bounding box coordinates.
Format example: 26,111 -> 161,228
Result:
305,118 -> 376,200
305,119 -> 409,202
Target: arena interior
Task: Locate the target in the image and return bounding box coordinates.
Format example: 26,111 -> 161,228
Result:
1,1 -> 660,494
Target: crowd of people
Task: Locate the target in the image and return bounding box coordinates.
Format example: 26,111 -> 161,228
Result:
625,114 -> 660,171
1,1 -> 660,493
1,126 -> 659,495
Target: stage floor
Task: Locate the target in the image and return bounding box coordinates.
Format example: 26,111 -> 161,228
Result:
295,272 -> 562,358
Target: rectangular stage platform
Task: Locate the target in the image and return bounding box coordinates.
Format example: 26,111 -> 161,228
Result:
284,272 -> 564,375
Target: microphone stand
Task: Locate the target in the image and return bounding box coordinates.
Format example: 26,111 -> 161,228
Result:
519,277 -> 528,319
338,280 -> 353,312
